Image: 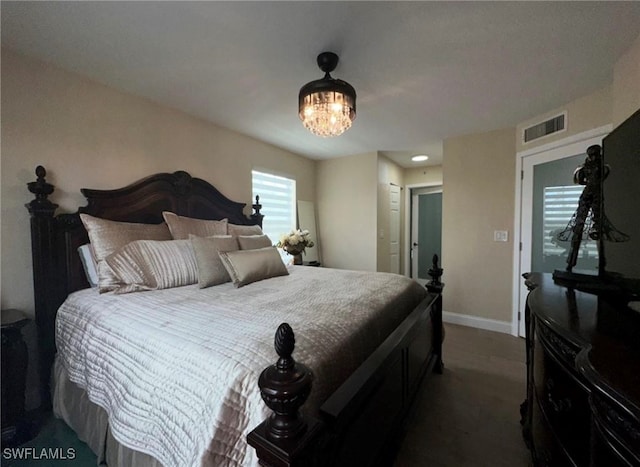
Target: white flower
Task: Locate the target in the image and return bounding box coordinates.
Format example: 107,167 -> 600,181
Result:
276,229 -> 314,254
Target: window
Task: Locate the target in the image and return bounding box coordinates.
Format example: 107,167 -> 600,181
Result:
252,170 -> 296,245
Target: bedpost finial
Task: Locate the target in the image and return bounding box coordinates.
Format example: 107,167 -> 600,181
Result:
275,322 -> 295,371
35,165 -> 46,180
253,195 -> 262,215
427,253 -> 444,291
28,165 -> 54,197
258,323 -> 313,440
251,195 -> 264,228
26,165 -> 58,215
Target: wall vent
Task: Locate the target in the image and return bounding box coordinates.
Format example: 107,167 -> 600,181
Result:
523,112 -> 566,144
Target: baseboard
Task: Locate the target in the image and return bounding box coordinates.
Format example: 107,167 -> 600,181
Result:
442,311 -> 512,335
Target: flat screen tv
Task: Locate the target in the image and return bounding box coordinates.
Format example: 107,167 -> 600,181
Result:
602,108 -> 640,299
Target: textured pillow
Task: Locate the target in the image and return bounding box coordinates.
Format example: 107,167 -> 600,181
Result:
78,244 -> 99,288
162,212 -> 228,239
80,214 -> 172,293
228,223 -> 263,237
237,234 -> 272,250
218,247 -> 289,288
105,239 -> 198,294
190,235 -> 239,288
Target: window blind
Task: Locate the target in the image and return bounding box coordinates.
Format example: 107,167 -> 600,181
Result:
252,170 -> 296,244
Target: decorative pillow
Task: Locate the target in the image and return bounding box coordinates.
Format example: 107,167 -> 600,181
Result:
78,244 -> 99,288
218,247 -> 289,288
80,214 -> 172,293
162,212 -> 228,239
190,235 -> 239,288
237,234 -> 272,250
105,239 -> 198,294
228,223 -> 263,237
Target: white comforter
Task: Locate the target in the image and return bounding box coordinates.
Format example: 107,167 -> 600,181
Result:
56,266 -> 427,466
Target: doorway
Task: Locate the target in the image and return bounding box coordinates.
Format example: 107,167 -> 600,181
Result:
390,184 -> 401,274
408,186 -> 442,287
514,126 -> 611,336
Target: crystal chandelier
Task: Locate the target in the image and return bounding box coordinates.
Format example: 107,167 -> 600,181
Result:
298,52 -> 356,137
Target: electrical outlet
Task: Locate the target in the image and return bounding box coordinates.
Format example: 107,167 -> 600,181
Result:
494,230 -> 508,242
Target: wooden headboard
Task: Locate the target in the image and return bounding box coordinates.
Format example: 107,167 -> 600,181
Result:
26,166 -> 263,408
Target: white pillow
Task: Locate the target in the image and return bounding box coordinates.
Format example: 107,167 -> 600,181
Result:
237,234 -> 273,250
218,247 -> 289,288
79,213 -> 172,293
162,212 -> 228,239
228,223 -> 263,237
78,244 -> 99,288
190,235 -> 239,288
105,239 -> 198,294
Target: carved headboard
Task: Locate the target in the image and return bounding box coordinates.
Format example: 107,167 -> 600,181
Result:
26,166 -> 263,408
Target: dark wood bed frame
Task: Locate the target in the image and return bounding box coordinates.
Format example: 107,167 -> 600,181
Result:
26,166 -> 443,467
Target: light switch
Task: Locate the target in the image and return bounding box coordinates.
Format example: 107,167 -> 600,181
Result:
494,230 -> 508,242
379,229 -> 385,239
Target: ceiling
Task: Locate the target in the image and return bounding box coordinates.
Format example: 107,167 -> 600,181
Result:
3,2 -> 640,168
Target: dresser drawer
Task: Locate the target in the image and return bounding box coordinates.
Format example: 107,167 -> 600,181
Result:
523,274 -> 640,467
590,393 -> 640,466
530,392 -> 571,467
534,324 -> 590,466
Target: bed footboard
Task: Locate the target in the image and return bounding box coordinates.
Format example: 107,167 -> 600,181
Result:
248,260 -> 444,467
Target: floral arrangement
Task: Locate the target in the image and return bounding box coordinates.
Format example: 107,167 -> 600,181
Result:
276,229 -> 315,256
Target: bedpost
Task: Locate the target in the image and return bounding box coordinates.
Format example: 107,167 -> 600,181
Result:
427,254 -> 444,373
25,166 -> 59,409
247,323 -> 323,466
251,195 -> 264,228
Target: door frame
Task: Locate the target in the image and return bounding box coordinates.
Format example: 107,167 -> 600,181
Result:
404,182 -> 442,278
390,184 -> 401,274
512,124 -> 612,336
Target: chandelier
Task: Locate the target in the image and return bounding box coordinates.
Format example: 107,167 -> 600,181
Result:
298,52 -> 356,137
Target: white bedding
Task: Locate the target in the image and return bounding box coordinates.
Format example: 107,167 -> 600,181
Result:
55,266 -> 427,466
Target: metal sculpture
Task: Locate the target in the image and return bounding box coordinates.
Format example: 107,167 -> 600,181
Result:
556,145 -> 629,273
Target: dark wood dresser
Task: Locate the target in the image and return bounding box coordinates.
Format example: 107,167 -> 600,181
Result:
522,273 -> 640,467
1,309 -> 32,447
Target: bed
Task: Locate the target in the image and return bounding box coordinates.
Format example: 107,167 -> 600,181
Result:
26,166 -> 444,467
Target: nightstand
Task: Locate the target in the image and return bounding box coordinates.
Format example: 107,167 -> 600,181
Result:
1,309 -> 32,447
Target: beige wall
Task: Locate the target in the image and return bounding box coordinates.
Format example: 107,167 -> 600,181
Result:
376,154 -> 404,273
1,49 -> 315,315
516,31 -> 640,152
504,32 -> 640,331
515,86 -> 612,154
316,152 -> 377,271
442,127 -> 515,322
613,32 -> 640,126
404,165 -> 443,187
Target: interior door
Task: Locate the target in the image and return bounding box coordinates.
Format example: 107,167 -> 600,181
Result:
390,185 -> 401,274
411,187 -> 442,286
518,134 -> 605,336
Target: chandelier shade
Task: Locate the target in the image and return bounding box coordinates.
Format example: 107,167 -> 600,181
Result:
298,52 -> 356,137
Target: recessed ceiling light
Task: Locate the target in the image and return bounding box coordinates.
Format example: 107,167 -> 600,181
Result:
411,155 -> 429,162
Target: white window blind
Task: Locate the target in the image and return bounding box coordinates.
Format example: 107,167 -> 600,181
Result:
543,185 -> 598,260
252,170 -> 296,244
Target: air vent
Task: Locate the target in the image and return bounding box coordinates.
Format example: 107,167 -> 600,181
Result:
523,112 -> 566,143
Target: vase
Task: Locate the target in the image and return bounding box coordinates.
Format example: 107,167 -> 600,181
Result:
293,254 -> 303,265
